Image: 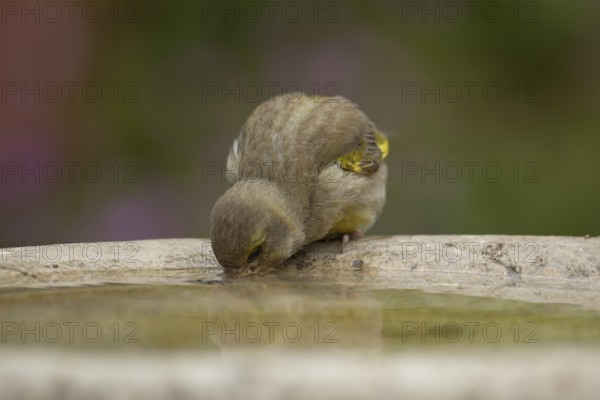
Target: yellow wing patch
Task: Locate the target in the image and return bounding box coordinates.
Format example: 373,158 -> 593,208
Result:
337,131 -> 389,175
375,130 -> 389,159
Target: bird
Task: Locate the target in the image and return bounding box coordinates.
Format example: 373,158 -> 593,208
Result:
210,92 -> 389,275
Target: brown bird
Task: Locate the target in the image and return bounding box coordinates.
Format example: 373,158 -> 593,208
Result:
210,93 -> 389,274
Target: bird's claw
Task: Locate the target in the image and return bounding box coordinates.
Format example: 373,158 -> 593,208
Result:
340,230 -> 364,252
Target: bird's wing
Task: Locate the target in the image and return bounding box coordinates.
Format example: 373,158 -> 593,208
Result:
225,138 -> 242,184
227,93 -> 387,184
336,129 -> 389,175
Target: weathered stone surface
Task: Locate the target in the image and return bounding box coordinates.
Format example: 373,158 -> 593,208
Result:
1,236 -> 600,399
1,235 -> 599,306
1,347 -> 600,400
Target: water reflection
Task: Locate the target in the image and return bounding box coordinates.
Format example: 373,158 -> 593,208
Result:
0,282 -> 599,353
203,283 -> 383,357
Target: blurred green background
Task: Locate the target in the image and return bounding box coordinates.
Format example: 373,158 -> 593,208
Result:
1,0 -> 598,247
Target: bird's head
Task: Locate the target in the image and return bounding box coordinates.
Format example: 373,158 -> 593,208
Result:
210,180 -> 305,275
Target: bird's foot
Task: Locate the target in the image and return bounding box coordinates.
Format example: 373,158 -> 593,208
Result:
341,230 -> 364,252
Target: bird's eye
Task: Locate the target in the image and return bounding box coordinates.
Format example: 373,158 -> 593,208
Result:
247,246 -> 262,264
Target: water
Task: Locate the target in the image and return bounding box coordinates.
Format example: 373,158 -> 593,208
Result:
1,281 -> 599,351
